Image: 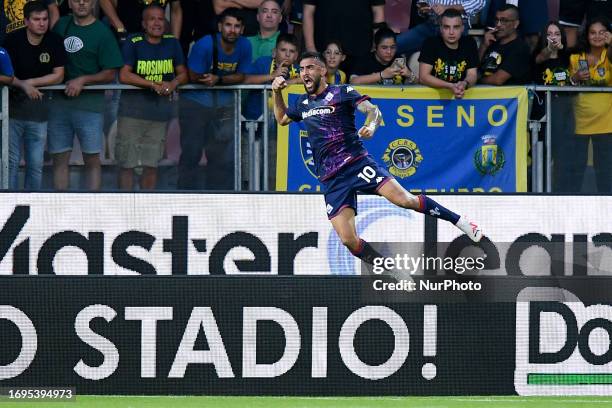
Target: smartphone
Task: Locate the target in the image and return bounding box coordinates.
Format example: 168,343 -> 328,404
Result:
392,57 -> 406,69
578,59 -> 589,72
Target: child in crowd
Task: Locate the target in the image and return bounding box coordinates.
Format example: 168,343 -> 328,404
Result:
323,40 -> 347,84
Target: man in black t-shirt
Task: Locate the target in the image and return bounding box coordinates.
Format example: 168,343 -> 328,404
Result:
479,4 -> 531,85
1,0 -> 59,45
419,9 -> 478,99
4,0 -> 66,190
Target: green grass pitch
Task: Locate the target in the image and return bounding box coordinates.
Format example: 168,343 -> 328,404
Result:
1,396 -> 612,408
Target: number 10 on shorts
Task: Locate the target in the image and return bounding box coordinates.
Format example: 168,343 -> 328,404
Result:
357,165 -> 382,184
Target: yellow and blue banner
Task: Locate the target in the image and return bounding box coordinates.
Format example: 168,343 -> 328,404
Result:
276,86 -> 528,192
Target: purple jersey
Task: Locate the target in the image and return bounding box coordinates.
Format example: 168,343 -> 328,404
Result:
286,84 -> 370,181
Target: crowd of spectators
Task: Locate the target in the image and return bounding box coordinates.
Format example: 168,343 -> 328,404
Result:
0,0 -> 610,192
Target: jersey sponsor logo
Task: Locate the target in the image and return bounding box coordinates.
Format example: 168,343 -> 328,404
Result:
382,138 -> 423,179
39,52 -> 51,63
64,36 -> 84,53
474,135 -> 505,176
326,204 -> 334,214
301,105 -> 335,119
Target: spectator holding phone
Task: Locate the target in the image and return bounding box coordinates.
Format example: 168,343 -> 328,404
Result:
532,21 -> 574,192
350,27 -> 416,85
569,17 -> 612,86
563,16 -> 612,192
323,40 -> 347,84
418,8 -> 478,98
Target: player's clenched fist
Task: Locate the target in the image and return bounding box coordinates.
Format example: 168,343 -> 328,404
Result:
272,76 -> 288,92
357,126 -> 375,139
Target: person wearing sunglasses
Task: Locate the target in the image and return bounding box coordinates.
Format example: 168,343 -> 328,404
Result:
479,4 -> 531,85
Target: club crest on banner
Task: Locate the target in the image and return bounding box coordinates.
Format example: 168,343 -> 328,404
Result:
474,134 -> 505,175
382,138 -> 423,178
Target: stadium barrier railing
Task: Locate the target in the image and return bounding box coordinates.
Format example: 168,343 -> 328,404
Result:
530,85 -> 611,193
0,85 -> 610,192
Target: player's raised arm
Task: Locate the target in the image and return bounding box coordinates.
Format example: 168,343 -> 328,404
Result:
357,99 -> 382,139
272,76 -> 293,126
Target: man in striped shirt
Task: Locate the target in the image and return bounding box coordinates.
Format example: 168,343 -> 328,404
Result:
396,0 -> 485,58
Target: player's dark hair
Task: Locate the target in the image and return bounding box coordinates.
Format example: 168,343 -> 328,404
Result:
374,27 -> 397,47
440,8 -> 463,22
276,33 -> 298,49
497,4 -> 519,20
23,0 -> 48,20
218,7 -> 244,24
142,2 -> 165,19
299,51 -> 325,65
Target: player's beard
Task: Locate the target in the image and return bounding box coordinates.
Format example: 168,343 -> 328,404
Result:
304,75 -> 321,95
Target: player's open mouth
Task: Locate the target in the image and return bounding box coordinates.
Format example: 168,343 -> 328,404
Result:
304,78 -> 313,86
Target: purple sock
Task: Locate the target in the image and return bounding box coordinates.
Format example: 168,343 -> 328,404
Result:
416,194 -> 460,224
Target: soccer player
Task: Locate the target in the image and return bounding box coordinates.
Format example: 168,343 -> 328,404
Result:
271,51 -> 483,265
